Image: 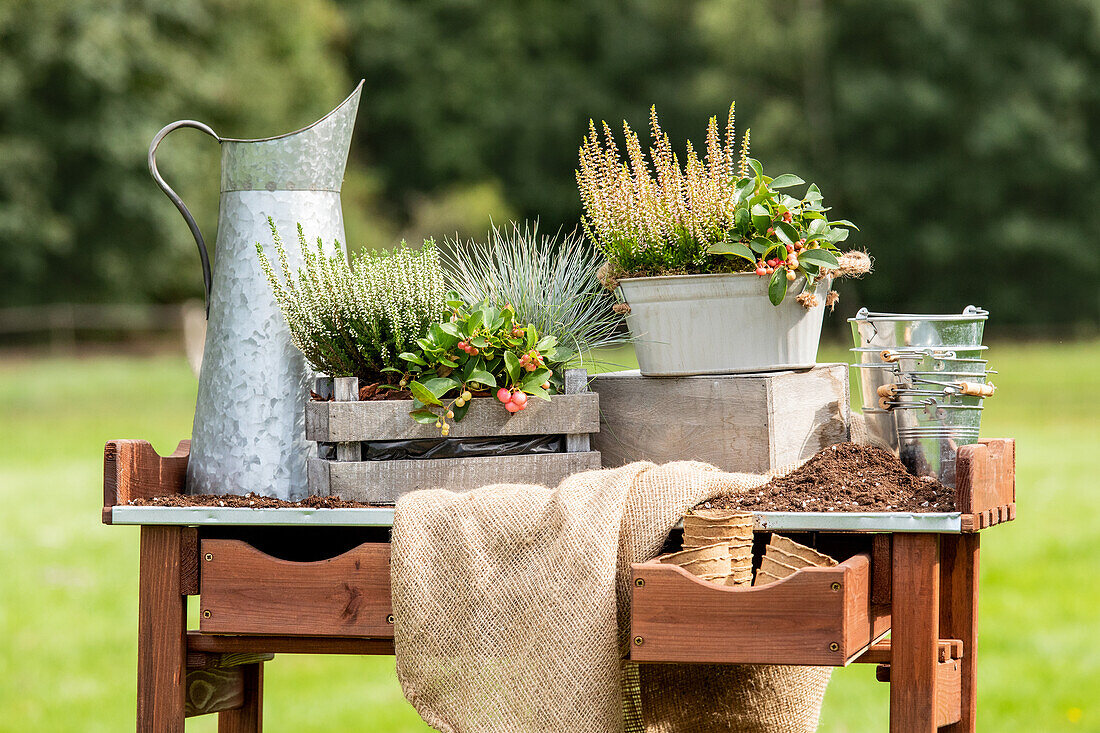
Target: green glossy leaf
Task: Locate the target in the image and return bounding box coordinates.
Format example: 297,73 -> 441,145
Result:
803,183 -> 823,202
536,335 -> 558,351
420,377 -> 461,399
525,325 -> 537,351
470,336 -> 489,348
748,158 -> 763,180
733,176 -> 755,203
826,227 -> 850,243
774,222 -> 798,246
708,241 -> 756,262
808,218 -> 827,235
399,352 -> 427,366
796,248 -> 840,268
523,385 -> 551,402
438,356 -> 459,368
466,309 -> 483,334
380,366 -> 403,374
750,237 -> 771,254
409,381 -> 442,406
409,408 -> 439,424
734,207 -> 750,232
416,338 -> 435,351
467,369 -> 497,388
770,173 -> 805,188
828,219 -> 860,230
439,321 -> 462,338
751,204 -> 771,233
522,367 -> 552,389
504,351 -> 521,384
768,268 -> 788,306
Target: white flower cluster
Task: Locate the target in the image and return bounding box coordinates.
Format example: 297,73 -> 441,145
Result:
257,219 -> 446,378
576,103 -> 749,273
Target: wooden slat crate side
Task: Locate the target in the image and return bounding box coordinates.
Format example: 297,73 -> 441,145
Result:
199,540 -> 394,637
315,451 -> 602,502
630,553 -> 876,666
306,392 -> 600,442
103,439 -> 190,524
767,364 -> 852,468
591,364 -> 850,473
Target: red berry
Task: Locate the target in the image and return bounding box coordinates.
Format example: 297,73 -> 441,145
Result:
469,347 -> 479,356
496,388 -> 511,403
511,391 -> 528,407
457,341 -> 467,350
767,227 -> 774,235
504,402 -> 521,413
755,267 -> 766,276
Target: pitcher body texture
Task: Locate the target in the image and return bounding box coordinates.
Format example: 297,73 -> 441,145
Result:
149,81 -> 363,499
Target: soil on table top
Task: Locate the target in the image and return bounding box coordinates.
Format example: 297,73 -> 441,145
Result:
697,442 -> 956,513
127,493 -> 374,508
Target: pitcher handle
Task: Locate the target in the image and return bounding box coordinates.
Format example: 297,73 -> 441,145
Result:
148,120 -> 220,317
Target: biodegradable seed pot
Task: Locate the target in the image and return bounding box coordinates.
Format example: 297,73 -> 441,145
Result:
618,272 -> 831,376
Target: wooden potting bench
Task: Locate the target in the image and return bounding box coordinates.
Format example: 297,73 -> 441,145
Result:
103,437 -> 1015,732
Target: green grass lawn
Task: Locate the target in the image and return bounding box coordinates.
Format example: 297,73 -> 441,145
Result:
1,341 -> 1097,731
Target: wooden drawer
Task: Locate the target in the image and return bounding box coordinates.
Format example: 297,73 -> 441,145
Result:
630,552 -> 890,666
199,540 -> 393,637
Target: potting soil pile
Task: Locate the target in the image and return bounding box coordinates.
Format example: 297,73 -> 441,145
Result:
390,461 -> 831,733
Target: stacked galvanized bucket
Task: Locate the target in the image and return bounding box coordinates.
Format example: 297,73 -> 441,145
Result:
849,306 -> 993,487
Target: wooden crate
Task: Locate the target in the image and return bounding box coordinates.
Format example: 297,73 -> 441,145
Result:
630,551 -> 891,666
305,368 -> 601,503
590,364 -> 851,473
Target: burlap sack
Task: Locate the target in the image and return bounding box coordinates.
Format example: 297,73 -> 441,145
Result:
391,460 -> 833,733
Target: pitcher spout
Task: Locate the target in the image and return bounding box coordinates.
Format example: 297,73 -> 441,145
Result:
220,79 -> 364,193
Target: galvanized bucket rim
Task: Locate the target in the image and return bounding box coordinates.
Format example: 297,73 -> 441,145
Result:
849,305 -> 987,323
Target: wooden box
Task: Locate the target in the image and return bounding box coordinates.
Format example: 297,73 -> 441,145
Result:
590,364 -> 850,472
630,551 -> 890,666
305,369 -> 601,503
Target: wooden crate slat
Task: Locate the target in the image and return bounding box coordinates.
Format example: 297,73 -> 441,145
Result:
630,552 -> 888,666
307,392 -> 600,442
316,451 -> 602,502
199,540 -> 393,637
103,439 -> 189,522
591,364 -> 850,473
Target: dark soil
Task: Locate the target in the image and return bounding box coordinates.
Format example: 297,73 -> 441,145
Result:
128,493 -> 374,508
698,442 -> 955,513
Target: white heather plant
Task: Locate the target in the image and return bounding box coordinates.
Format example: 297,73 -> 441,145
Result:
442,221 -> 627,357
256,218 -> 447,380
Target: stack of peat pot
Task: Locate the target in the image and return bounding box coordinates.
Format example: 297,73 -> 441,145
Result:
849,306 -> 994,487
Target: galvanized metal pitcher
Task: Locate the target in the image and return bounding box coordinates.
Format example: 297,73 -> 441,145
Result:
149,81 -> 363,499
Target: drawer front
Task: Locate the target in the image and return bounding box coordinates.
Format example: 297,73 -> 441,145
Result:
630,552 -> 890,666
199,540 -> 393,637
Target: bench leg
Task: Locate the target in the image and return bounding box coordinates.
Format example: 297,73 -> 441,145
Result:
940,533 -> 979,732
218,662 -> 264,732
890,533 -> 940,733
137,526 -> 187,732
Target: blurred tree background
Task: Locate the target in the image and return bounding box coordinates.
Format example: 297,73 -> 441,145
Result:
1,0 -> 1097,328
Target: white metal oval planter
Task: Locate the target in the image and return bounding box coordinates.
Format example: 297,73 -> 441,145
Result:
618,272 -> 831,376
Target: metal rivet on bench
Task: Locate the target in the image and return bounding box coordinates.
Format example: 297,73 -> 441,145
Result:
205,553 -> 213,561
829,642 -> 839,652
386,614 -> 395,624
633,636 -> 644,646
202,610 -> 211,619
635,578 -> 645,587
831,582 -> 841,592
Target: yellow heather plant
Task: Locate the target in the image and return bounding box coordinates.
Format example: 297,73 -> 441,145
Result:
577,102 -> 750,276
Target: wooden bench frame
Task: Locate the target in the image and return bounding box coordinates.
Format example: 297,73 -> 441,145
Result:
104,438 -> 1014,732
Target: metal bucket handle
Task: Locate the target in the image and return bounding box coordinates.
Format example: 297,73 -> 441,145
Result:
854,305 -> 988,320
148,120 -> 221,317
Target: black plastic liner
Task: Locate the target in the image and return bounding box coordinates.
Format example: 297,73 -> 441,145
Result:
316,434 -> 566,461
